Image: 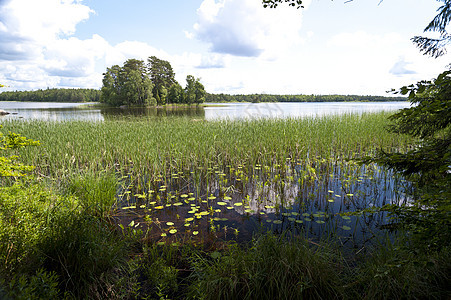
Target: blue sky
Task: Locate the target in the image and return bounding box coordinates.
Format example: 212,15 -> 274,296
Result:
0,0 -> 449,95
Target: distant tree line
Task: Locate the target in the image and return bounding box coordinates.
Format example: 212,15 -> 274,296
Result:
100,56 -> 206,106
205,93 -> 407,103
0,88 -> 101,102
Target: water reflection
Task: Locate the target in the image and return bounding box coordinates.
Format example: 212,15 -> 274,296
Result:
0,101 -> 410,121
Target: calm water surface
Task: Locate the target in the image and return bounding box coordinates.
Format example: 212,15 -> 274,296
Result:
0,101 -> 411,121
0,100 -> 412,249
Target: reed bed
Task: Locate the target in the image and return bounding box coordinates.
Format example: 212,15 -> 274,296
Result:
1,112 -> 416,246
3,112 -> 413,180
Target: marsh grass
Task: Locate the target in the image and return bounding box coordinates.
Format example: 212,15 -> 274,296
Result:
187,232 -> 346,300
0,113 -> 416,246
6,112 -> 446,299
0,173 -> 127,299
3,112 -> 413,179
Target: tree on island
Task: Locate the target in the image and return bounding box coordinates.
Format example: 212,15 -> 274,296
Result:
101,59 -> 154,106
100,57 -> 206,106
148,56 -> 176,105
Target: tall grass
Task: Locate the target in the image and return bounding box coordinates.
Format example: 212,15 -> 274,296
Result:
2,112 -> 413,180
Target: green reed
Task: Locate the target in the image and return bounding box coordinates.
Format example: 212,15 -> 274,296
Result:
1,112 -> 414,181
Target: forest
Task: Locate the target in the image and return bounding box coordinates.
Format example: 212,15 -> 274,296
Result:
0,88 -> 101,103
205,93 -> 407,103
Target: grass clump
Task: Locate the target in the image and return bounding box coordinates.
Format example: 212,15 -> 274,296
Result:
188,233 -> 345,300
0,173 -> 127,299
354,242 -> 451,300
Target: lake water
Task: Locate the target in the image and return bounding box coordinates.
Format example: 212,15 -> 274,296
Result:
0,101 -> 411,121
0,100 -> 412,249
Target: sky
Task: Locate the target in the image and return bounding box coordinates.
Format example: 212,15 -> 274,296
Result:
0,0 -> 450,95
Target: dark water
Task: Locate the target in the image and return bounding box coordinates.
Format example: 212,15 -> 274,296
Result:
0,101 -> 410,121
115,158 -> 411,251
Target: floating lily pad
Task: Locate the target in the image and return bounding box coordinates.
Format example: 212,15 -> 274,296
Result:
295,220 -> 303,224
185,217 -> 194,222
122,206 -> 136,210
193,231 -> 199,235
161,233 -> 167,237
224,196 -> 232,200
234,203 -> 243,207
217,202 -> 227,206
169,229 -> 177,234
166,222 -> 174,226
180,194 -> 188,198
304,218 -> 312,222
327,199 -> 334,203
155,206 -> 164,210
291,212 -> 299,216
288,217 -> 295,222
342,226 -> 351,230
273,220 -> 283,224
316,220 -> 325,224
173,202 -> 183,206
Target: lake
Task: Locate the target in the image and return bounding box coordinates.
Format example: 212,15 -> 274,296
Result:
0,101 -> 411,121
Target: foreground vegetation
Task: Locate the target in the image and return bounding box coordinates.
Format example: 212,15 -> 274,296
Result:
0,110 -> 449,299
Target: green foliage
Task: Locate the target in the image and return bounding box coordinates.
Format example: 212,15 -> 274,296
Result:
355,242 -> 451,299
148,56 -> 176,104
366,70 -> 451,250
0,176 -> 127,298
412,0 -> 451,57
205,92 -> 406,103
0,88 -> 101,103
101,59 -> 154,106
1,269 -> 61,300
188,233 -> 344,300
0,126 -> 39,177
101,56 -> 206,106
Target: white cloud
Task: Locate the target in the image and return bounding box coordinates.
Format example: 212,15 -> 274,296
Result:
192,0 -> 310,58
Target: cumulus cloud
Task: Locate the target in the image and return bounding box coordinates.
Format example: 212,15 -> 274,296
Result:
389,58 -> 416,76
0,0 -> 100,89
191,0 -> 309,58
0,0 -> 174,90
196,53 -> 227,69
